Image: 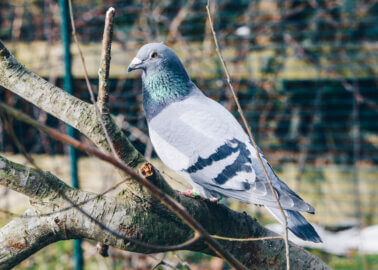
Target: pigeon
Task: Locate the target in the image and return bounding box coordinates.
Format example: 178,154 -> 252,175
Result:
128,43 -> 322,243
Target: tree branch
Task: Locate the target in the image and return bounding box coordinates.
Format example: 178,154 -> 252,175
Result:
0,209 -> 59,269
0,35 -> 329,269
0,39 -> 171,198
0,155 -> 69,200
0,102 -> 247,270
0,155 -> 330,269
68,3 -> 119,160
97,7 -> 115,114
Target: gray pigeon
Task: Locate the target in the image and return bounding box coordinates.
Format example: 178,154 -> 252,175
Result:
128,43 -> 322,243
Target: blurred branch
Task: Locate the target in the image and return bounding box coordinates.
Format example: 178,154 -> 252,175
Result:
294,87 -> 323,191
0,112 -> 35,166
151,254 -> 178,270
167,0 -> 194,42
284,33 -> 378,112
206,1 -> 291,269
0,208 -> 17,217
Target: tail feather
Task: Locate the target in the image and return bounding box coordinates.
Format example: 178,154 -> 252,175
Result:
266,207 -> 322,243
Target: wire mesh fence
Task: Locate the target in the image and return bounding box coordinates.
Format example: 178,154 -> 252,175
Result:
0,0 -> 377,269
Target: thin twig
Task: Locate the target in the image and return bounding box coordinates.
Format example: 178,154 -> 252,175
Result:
283,33 -> 377,112
0,107 -> 203,253
0,112 -> 35,166
67,2 -> 118,158
167,0 -> 194,42
150,254 -> 178,270
68,5 -> 155,230
0,103 -> 203,252
0,102 -> 247,270
66,5 -> 246,268
98,7 -> 115,114
211,235 -> 283,242
161,170 -> 191,189
206,1 -> 290,269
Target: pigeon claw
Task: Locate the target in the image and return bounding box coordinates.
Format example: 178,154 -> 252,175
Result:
181,189 -> 196,198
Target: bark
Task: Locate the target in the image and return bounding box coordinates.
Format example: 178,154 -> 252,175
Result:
0,40 -> 172,199
0,40 -> 330,269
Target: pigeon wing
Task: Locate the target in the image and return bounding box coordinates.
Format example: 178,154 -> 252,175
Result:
149,89 -> 313,212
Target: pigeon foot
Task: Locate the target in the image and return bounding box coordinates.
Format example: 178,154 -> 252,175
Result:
181,189 -> 196,198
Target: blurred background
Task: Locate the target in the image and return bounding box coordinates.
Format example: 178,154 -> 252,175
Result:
0,0 -> 377,269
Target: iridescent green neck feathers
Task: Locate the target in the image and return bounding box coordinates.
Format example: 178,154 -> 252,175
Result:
142,69 -> 193,121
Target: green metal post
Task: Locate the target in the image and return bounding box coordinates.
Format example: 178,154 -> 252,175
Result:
59,0 -> 83,269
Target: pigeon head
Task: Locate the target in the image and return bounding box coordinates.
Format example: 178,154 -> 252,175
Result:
128,43 -> 195,120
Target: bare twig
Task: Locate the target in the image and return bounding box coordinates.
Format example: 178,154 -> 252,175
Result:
0,112 -> 35,166
0,103 -> 201,252
98,7 -> 115,114
95,7 -> 115,255
67,2 -> 118,158
0,102 -> 248,270
65,5 -> 246,268
283,33 -> 378,112
211,235 -> 283,242
0,105 -> 203,253
206,1 -> 290,269
161,170 -> 191,189
150,254 -> 178,270
167,0 -> 194,42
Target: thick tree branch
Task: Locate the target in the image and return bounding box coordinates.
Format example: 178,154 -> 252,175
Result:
0,40 -> 172,198
0,102 -> 247,270
0,155 -> 69,200
0,208 -> 59,269
0,156 -> 329,269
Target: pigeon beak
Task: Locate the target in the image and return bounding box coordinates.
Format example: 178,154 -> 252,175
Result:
128,57 -> 143,72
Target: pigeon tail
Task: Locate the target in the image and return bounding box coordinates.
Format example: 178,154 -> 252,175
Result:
266,207 -> 322,243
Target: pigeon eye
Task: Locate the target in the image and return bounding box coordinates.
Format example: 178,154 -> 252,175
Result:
150,52 -> 158,59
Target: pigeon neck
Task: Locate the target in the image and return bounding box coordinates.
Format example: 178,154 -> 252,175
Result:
142,71 -> 193,121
